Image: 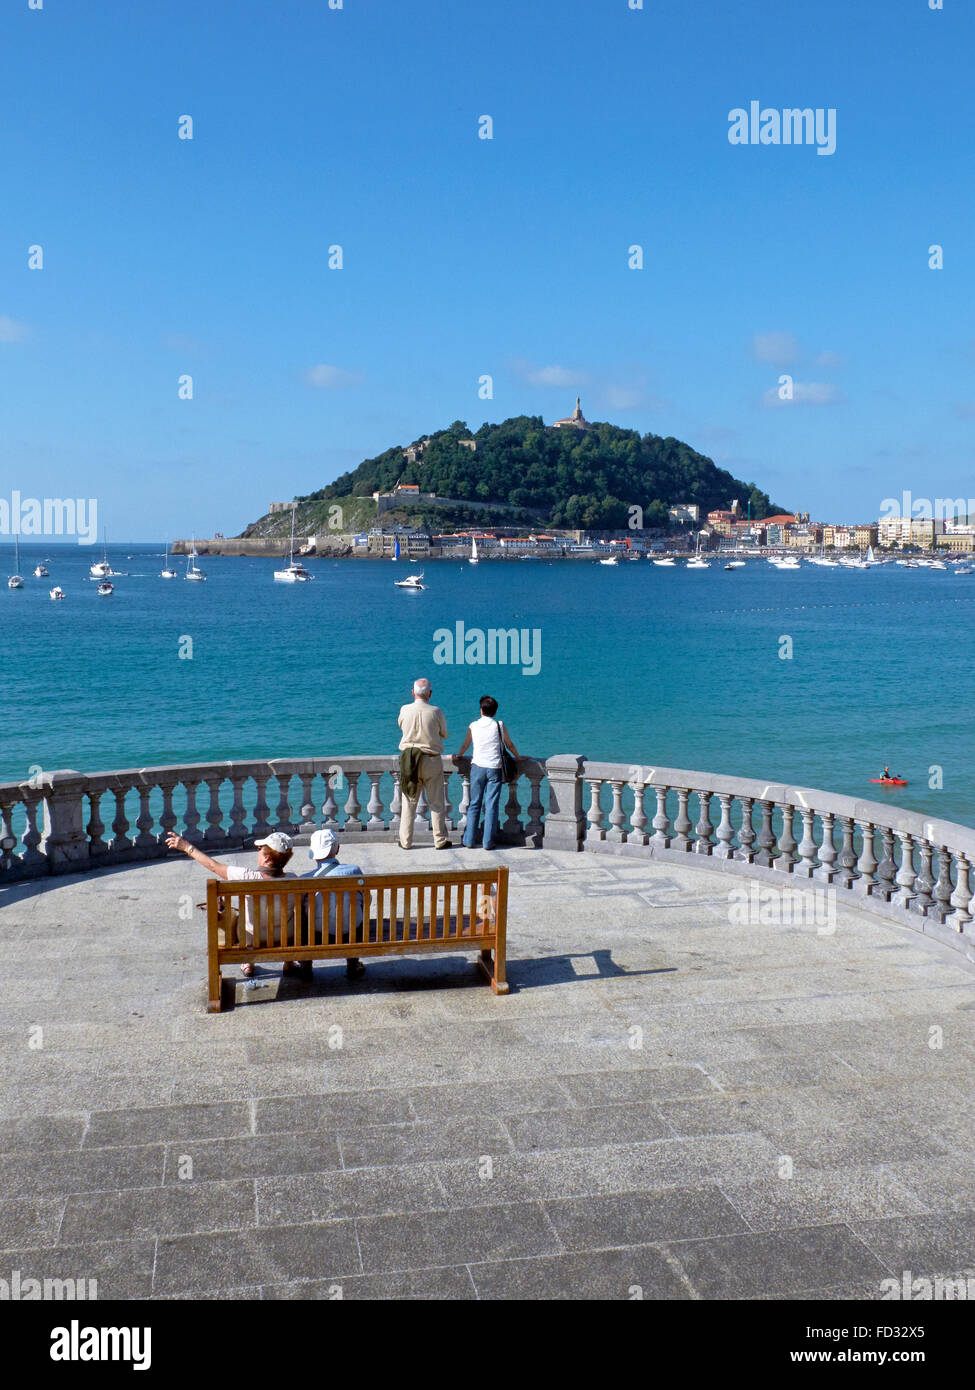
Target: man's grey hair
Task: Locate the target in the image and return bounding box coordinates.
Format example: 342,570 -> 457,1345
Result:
413,678 -> 431,696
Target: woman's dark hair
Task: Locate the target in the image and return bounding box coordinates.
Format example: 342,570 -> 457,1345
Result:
480,695 -> 499,717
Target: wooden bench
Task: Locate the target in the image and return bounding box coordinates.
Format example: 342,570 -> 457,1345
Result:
205,866 -> 509,1012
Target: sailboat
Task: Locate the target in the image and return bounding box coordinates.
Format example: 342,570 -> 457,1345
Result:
90,534 -> 112,578
184,538 -> 206,581
686,534 -> 710,569
160,541 -> 178,579
7,536 -> 24,589
273,506 -> 314,582
469,536 -> 479,565
392,538 -> 401,562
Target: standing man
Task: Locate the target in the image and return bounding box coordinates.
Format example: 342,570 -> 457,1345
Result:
398,677 -> 452,850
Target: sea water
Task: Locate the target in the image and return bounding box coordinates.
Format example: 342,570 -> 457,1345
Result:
1,543 -> 972,828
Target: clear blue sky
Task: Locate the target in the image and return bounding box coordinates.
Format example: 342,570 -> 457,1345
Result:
1,0 -> 972,539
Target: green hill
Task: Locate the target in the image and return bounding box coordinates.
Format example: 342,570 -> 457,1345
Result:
297,415 -> 784,529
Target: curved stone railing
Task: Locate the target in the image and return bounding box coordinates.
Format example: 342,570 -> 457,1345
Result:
1,756 -> 973,958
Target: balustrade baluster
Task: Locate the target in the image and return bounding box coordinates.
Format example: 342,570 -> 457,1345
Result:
321,772 -> 340,831
893,831 -> 917,910
110,787 -> 132,853
608,780 -> 627,844
389,772 -> 402,841
713,793 -> 734,860
797,807 -> 820,879
875,826 -> 897,900
930,845 -> 954,922
629,781 -> 649,847
228,777 -> 247,841
443,772 -> 456,834
502,778 -> 522,839
835,816 -> 858,890
135,785 -> 156,851
854,820 -> 878,894
21,794 -> 45,867
344,772 -> 363,831
87,791 -> 107,858
181,780 -> 203,845
735,796 -> 756,863
204,777 -> 226,844
299,775 -> 317,833
911,838 -> 935,916
774,804 -> 797,872
526,771 -> 545,847
365,771 -> 385,832
252,775 -> 271,839
693,790 -> 714,855
753,800 -> 776,867
274,775 -> 295,832
457,770 -> 470,839
948,853 -> 973,932
585,779 -> 606,844
672,788 -> 693,852
651,786 -> 671,849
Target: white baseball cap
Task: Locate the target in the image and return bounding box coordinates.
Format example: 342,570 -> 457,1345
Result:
254,832 -> 294,853
310,828 -> 339,859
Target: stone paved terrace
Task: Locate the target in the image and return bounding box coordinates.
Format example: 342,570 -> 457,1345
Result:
2,843 -> 975,1301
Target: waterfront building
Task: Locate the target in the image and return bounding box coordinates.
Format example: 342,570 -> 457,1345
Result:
669,504 -> 700,525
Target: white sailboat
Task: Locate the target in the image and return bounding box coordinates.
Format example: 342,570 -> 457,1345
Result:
90,534 -> 112,578
184,538 -> 206,581
469,536 -> 479,565
7,536 -> 24,589
160,541 -> 178,579
273,507 -> 314,582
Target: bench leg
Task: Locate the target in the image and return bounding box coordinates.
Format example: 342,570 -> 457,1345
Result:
477,948 -> 509,995
207,954 -> 223,1013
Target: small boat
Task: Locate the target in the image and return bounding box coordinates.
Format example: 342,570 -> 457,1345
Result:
7,536 -> 24,589
90,534 -> 112,578
724,560 -> 746,569
273,506 -> 314,582
50,585 -> 66,600
184,538 -> 206,582
33,563 -> 48,577
929,561 -> 947,571
469,537 -> 479,565
954,566 -> 974,576
771,558 -> 801,570
686,558 -> 709,570
870,777 -> 908,787
394,572 -> 425,590
599,554 -> 620,566
96,581 -> 114,596
652,557 -> 675,567
160,541 -> 178,579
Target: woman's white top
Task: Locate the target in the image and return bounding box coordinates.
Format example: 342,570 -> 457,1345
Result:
469,715 -> 503,768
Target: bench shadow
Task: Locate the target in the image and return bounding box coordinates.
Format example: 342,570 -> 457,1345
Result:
223,948 -> 676,1009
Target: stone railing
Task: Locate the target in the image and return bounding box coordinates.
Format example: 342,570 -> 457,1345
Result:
2,756 -> 973,958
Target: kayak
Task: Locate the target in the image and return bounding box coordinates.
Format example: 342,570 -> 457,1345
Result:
870,778 -> 907,786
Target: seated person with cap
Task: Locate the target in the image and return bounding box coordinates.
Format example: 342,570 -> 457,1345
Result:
165,829 -> 295,980
303,828 -> 367,981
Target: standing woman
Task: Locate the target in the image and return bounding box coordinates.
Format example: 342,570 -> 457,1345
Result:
453,695 -> 519,850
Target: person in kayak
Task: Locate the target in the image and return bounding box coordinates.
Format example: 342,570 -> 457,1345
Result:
882,766 -> 891,780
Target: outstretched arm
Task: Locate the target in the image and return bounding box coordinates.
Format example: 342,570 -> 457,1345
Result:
454,727 -> 472,759
165,832 -> 230,880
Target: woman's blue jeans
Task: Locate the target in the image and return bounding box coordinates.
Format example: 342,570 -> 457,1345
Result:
464,764 -> 503,848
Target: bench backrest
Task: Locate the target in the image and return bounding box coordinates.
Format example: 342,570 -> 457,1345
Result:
207,866 -> 508,956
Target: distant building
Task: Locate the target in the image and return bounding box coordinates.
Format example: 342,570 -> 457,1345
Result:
669,504 -> 700,525
268,502 -> 293,514
372,480 -> 437,515
551,398 -> 590,431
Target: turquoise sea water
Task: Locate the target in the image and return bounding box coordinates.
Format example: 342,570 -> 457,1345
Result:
1,542 -> 972,828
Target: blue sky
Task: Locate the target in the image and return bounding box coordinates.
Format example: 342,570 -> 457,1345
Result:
1,0 -> 972,539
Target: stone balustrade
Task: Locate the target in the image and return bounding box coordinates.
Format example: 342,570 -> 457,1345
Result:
2,756 -> 973,958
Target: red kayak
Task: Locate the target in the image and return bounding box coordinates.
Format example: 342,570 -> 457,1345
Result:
870,778 -> 908,786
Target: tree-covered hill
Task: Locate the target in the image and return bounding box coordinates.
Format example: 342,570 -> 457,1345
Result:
298,415 -> 784,529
